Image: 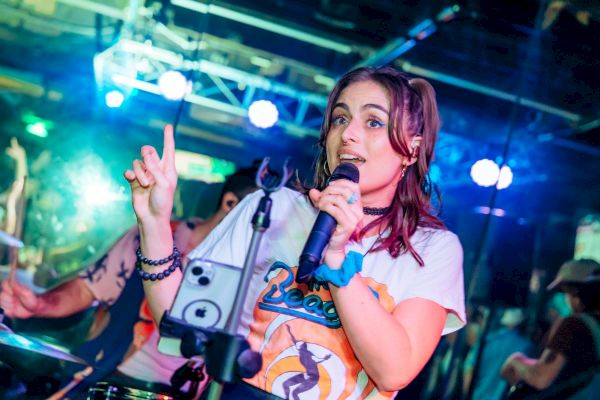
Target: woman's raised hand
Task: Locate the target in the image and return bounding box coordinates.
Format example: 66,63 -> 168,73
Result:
124,125 -> 178,225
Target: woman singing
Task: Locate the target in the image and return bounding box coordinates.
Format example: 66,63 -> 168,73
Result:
125,66 -> 466,399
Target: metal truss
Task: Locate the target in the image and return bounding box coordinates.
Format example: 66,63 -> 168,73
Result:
3,0 -> 589,144
94,36 -> 330,138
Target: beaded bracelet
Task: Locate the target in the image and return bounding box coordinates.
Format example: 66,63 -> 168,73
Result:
136,256 -> 182,281
313,251 -> 363,287
136,245 -> 180,266
135,245 -> 182,281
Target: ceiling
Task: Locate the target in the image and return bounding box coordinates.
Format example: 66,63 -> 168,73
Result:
0,0 -> 599,219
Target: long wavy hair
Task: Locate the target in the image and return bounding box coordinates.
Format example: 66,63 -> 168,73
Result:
311,66 -> 445,265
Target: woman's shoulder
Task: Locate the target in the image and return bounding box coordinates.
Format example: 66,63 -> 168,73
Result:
273,186 -> 306,199
267,186 -> 311,207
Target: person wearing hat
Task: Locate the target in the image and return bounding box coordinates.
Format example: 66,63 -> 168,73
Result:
501,258 -> 600,399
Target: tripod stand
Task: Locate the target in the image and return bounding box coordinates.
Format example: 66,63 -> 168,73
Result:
159,158 -> 293,400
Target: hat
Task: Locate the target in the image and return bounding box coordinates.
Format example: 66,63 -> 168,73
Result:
547,258 -> 600,290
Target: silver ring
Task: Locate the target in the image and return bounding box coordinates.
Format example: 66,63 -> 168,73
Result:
347,192 -> 358,205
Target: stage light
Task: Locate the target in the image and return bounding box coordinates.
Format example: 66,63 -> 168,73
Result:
408,19 -> 437,40
497,165 -> 513,189
248,100 -> 279,128
158,70 -> 189,101
105,90 -> 124,108
436,5 -> 460,22
82,179 -> 124,206
26,122 -> 48,138
470,159 -> 500,187
22,113 -> 54,138
471,159 -> 513,189
69,155 -> 128,211
473,206 -> 506,217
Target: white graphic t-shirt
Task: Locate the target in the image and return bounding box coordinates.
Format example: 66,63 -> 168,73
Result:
188,188 -> 465,399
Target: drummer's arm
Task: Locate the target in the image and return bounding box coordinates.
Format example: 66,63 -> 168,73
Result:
1,277 -> 95,319
35,278 -> 96,317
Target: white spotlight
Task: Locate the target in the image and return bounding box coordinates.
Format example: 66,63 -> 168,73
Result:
158,71 -> 189,101
248,100 -> 279,128
470,159 -> 500,187
497,165 -> 513,190
105,90 -> 124,108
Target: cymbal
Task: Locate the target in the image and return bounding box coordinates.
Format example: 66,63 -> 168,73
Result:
0,330 -> 88,365
0,230 -> 24,248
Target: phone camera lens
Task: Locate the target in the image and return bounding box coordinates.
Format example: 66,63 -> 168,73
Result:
192,266 -> 204,276
198,276 -> 210,286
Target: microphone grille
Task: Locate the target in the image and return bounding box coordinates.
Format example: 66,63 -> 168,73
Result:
330,163 -> 359,183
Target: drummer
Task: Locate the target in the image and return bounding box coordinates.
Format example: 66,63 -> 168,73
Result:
0,164 -> 261,398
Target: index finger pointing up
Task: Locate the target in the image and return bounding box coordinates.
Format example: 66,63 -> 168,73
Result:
161,124 -> 175,167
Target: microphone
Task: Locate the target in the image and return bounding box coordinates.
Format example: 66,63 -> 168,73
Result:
296,163 -> 360,284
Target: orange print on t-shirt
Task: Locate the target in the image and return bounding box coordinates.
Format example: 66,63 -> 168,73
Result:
245,261 -> 395,399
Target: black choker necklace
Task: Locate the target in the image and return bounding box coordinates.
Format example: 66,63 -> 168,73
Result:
363,206 -> 391,216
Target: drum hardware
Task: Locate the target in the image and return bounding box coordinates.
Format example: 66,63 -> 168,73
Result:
0,310 -> 88,366
0,230 -> 24,248
86,382 -> 176,400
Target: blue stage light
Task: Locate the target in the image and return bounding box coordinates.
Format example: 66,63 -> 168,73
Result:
105,90 -> 124,108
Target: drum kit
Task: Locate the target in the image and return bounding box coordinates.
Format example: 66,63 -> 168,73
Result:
1,314 -> 174,399
0,230 -> 174,400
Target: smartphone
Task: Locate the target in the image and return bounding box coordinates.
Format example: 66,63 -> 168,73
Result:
157,258 -> 242,357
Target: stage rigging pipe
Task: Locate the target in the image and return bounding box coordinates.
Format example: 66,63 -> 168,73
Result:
461,2 -> 551,400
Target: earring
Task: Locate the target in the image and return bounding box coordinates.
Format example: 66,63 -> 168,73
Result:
411,137 -> 421,149
400,166 -> 407,180
410,137 -> 421,157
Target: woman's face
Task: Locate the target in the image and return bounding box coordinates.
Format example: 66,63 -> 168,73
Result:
325,80 -> 407,207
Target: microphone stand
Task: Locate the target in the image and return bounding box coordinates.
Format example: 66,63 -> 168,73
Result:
160,158 -> 292,400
